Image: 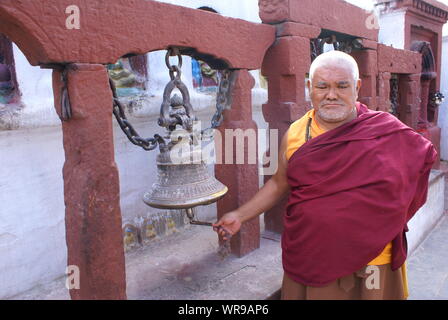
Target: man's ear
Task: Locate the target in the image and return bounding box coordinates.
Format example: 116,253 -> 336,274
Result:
356,78 -> 362,94
307,79 -> 311,92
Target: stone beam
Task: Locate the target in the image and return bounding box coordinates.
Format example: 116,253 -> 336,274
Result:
0,0 -> 275,69
259,0 -> 378,40
378,44 -> 422,73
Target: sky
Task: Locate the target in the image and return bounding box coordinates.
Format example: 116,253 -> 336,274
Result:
344,0 -> 448,36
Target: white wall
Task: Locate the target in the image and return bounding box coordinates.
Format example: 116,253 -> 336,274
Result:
378,11 -> 406,49
12,45 -> 58,128
343,0 -> 374,10
0,43 -> 67,298
0,127 -> 66,299
439,36 -> 448,160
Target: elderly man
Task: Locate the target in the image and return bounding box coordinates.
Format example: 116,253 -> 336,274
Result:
213,50 -> 436,300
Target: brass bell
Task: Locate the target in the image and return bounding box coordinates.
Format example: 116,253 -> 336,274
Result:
143,63 -> 228,212
110,48 -> 229,222
142,146 -> 228,209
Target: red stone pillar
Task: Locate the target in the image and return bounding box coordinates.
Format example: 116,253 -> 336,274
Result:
400,73 -> 421,130
260,23 -> 320,233
377,72 -> 391,113
351,49 -> 378,110
415,75 -> 440,168
52,64 -> 127,300
216,69 -> 260,257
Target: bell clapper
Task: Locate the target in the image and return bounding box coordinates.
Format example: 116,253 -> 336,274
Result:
185,208 -> 213,226
185,208 -> 232,242
185,208 -> 196,221
184,207 -> 232,259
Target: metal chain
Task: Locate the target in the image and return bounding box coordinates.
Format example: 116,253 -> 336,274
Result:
201,69 -> 233,139
110,48 -> 232,149
109,76 -> 163,151
165,48 -> 183,76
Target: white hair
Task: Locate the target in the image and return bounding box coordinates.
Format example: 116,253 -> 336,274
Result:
309,50 -> 359,83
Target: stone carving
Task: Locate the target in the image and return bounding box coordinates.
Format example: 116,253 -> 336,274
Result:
389,75 -> 399,117
0,62 -> 14,104
136,211 -> 188,248
123,224 -> 141,252
192,59 -> 219,92
108,58 -> 146,97
165,217 -> 177,236
258,0 -> 289,23
141,218 -> 157,245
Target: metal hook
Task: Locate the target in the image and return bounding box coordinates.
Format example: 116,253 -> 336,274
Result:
60,67 -> 72,121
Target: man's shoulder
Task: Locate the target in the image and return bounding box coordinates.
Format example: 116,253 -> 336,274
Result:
360,107 -> 411,130
357,108 -> 428,146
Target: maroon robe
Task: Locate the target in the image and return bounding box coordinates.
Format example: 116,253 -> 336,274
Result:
283,103 -> 437,287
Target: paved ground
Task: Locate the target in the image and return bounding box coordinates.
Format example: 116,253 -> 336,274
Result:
407,162 -> 448,300
407,214 -> 448,299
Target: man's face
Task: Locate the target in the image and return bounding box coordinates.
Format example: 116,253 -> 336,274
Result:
308,63 -> 361,126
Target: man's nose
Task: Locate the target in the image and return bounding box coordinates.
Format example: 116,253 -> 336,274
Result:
326,87 -> 338,100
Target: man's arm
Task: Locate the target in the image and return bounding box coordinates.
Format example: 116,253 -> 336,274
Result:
213,129 -> 290,238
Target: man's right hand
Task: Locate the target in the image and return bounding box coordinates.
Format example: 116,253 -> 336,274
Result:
211,130 -> 290,241
212,211 -> 242,240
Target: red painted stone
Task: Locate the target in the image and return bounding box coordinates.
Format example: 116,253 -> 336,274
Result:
262,36 -> 311,120
378,1 -> 446,168
421,125 -> 441,169
259,0 -> 378,41
399,73 -> 421,130
351,50 -> 378,110
261,35 -> 311,233
0,0 -> 275,69
407,15 -> 443,90
361,39 -> 378,50
259,0 -> 290,24
215,70 -> 260,257
52,64 -> 127,300
275,22 -> 321,38
378,44 -> 422,74
377,72 -> 392,113
400,1 -> 447,167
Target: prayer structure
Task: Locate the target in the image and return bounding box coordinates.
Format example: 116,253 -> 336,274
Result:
0,0 -> 446,299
